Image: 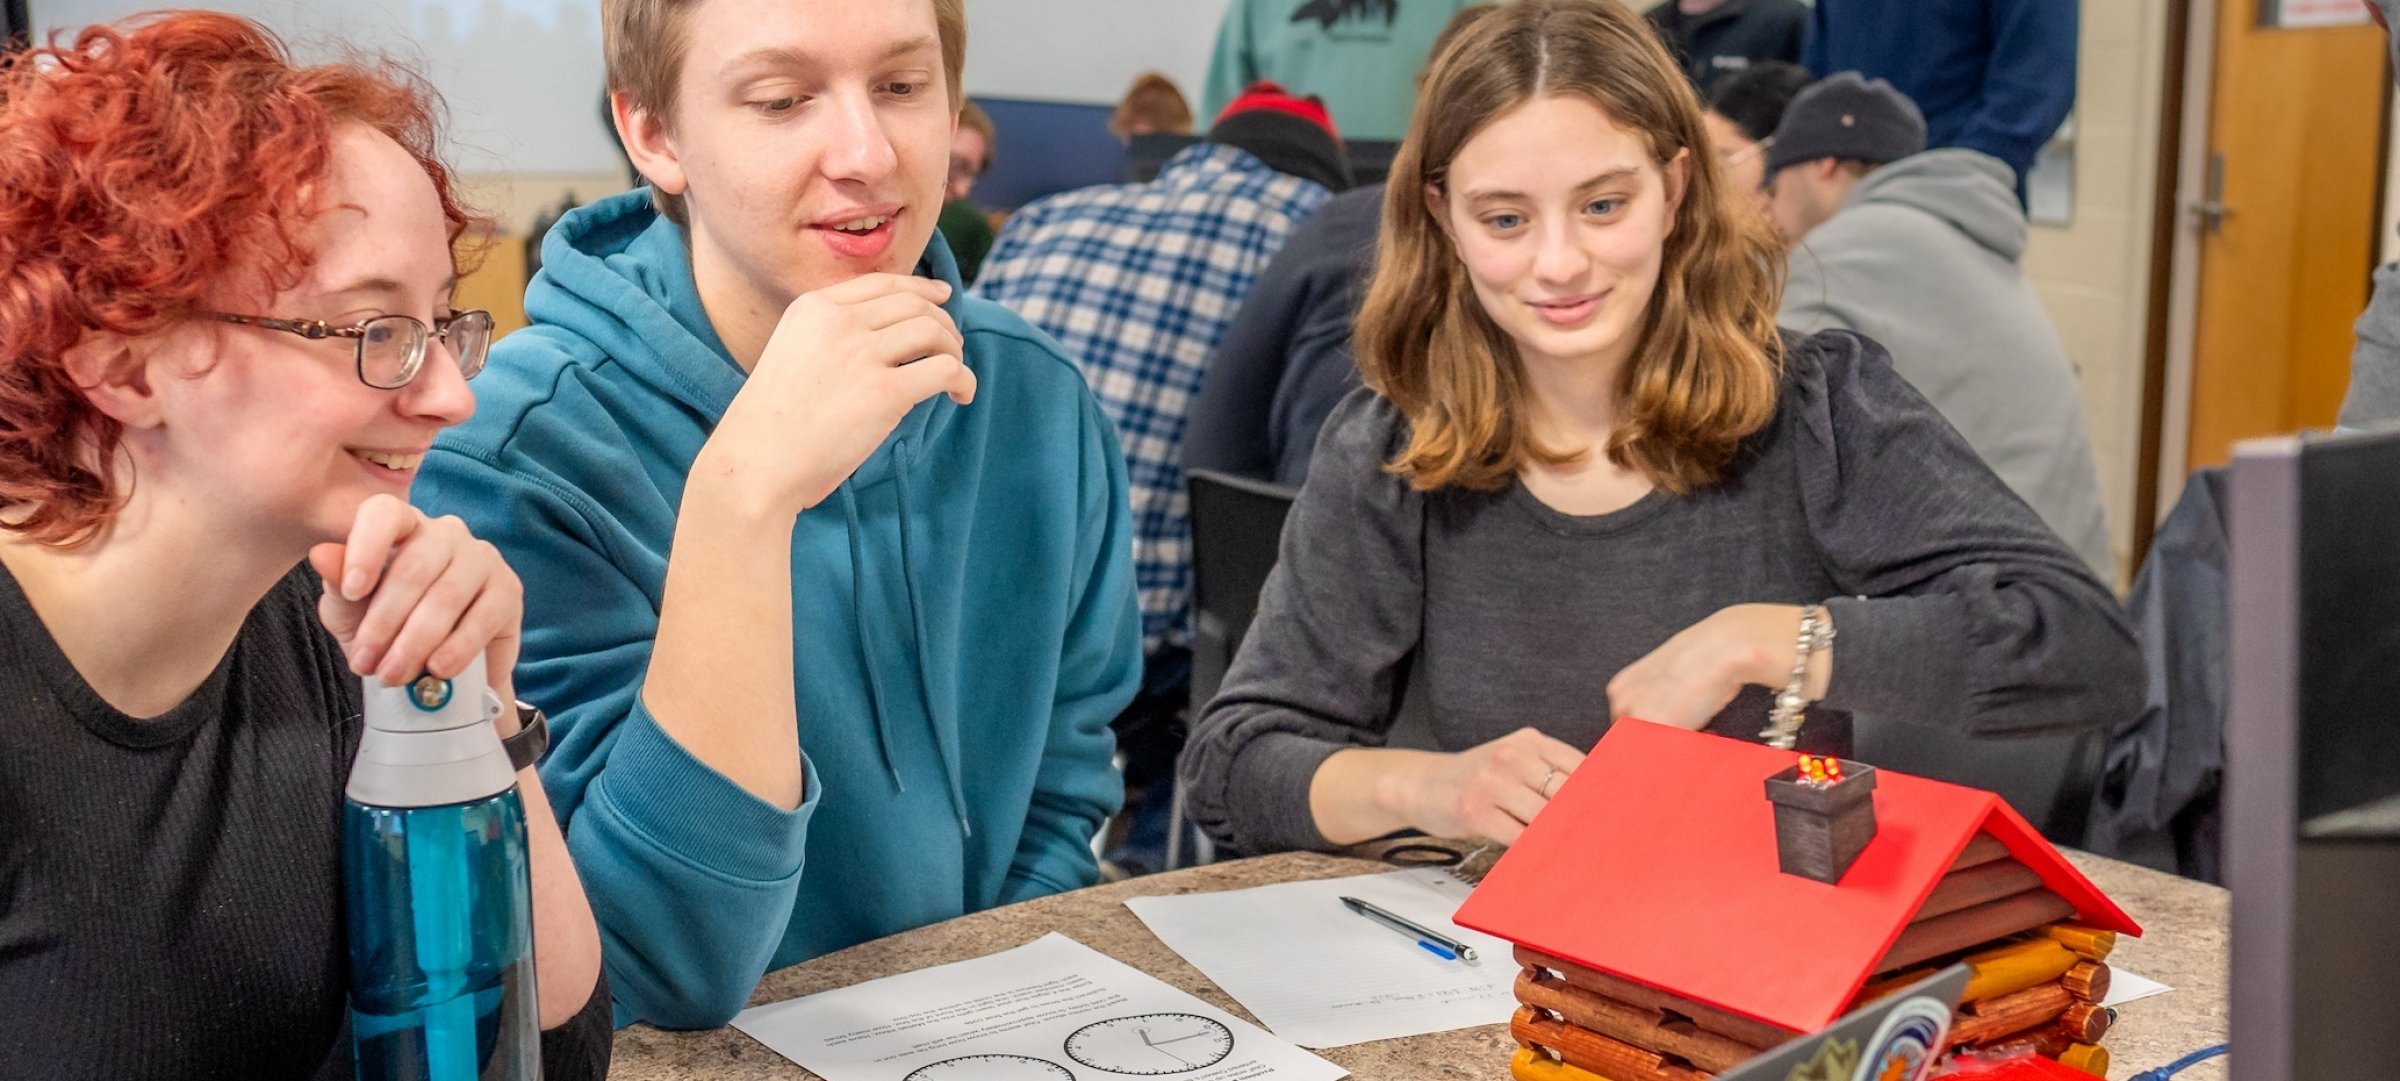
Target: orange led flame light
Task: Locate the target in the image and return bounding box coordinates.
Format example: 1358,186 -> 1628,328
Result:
1797,755 -> 1845,786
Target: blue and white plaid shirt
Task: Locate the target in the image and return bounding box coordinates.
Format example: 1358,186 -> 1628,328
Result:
976,143 -> 1332,660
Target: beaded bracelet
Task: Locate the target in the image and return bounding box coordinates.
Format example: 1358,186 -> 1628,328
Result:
1760,603 -> 1836,750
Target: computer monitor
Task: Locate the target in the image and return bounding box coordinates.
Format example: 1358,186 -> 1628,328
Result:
1344,139 -> 1402,188
2226,428 -> 2400,1081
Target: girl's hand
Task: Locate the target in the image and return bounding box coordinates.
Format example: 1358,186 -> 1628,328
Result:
308,494 -> 522,700
1608,604 -> 1830,730
1382,727 -> 1587,846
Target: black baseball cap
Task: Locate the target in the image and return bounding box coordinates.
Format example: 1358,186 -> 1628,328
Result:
1763,72 -> 1927,176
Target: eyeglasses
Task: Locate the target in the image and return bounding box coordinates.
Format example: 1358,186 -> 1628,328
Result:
1718,135 -> 1774,165
1719,136 -> 1776,189
212,310 -> 494,389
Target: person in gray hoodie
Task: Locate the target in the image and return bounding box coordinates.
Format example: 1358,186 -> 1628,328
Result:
1765,73 -> 2114,580
2337,0 -> 2400,429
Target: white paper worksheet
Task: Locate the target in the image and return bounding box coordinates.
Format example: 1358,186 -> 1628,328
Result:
1124,870 -> 1519,1049
730,933 -> 1348,1081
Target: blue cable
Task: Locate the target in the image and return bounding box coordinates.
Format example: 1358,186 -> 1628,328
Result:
2128,1043 -> 2228,1080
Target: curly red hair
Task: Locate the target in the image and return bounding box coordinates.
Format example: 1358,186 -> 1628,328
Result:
0,11 -> 482,546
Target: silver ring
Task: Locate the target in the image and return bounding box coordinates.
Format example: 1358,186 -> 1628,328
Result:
1538,767 -> 1558,796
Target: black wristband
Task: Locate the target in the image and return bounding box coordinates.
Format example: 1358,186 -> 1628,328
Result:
503,701 -> 549,772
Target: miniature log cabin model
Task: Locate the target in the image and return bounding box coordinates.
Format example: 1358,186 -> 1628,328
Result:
1454,722 -> 2143,1081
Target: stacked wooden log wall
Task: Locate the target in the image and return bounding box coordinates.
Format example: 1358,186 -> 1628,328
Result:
1505,836 -> 2120,1081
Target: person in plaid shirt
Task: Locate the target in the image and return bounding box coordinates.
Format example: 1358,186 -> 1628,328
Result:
975,82 -> 1344,837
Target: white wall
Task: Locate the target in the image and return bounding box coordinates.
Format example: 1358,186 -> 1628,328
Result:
34,0 -> 616,176
33,0 -> 1247,227
964,0 -> 1234,107
2386,85 -> 2400,264
2022,0 -> 2175,587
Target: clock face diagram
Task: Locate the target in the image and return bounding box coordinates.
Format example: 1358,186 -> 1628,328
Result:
902,1053 -> 1075,1080
1063,1012 -> 1237,1075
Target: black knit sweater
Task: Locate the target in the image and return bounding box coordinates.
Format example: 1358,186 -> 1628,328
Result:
0,562 -> 610,1079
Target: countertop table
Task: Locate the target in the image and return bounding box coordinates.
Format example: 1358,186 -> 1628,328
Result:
611,848 -> 2226,1080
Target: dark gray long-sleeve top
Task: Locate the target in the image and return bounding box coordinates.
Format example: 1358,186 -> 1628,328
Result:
1178,331 -> 2145,855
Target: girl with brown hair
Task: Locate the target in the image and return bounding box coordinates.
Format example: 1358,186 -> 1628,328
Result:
1179,0 -> 2140,856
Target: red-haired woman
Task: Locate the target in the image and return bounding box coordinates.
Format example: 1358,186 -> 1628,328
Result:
1179,0 -> 2141,856
0,13 -> 608,1078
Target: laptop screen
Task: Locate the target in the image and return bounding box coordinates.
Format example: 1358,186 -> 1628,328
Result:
1712,966 -> 1969,1081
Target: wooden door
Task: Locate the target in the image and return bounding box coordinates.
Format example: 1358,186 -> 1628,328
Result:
2185,5 -> 2390,471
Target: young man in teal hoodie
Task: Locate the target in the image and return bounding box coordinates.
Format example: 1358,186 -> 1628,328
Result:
411,0 -> 1140,1029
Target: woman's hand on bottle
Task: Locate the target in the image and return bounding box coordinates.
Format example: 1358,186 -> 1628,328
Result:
1382,727 -> 1586,846
309,494 -> 523,696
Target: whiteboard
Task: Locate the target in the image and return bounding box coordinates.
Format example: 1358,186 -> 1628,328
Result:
30,0 -> 1239,176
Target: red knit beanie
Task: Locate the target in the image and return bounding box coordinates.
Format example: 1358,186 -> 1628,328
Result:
1212,80 -> 1341,141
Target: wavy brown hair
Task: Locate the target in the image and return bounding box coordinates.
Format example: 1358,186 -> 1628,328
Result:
1356,0 -> 1786,494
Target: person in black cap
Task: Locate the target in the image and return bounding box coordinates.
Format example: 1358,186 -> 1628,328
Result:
1758,72 -> 1925,243
1766,71 -> 2113,580
1700,60 -> 1813,207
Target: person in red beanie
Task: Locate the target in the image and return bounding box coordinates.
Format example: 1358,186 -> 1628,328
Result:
1203,0 -> 1486,141
1207,80 -> 1352,191
972,78 -> 1346,872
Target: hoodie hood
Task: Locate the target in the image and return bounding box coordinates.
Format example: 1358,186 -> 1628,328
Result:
1842,149 -> 2028,263
526,188 -> 967,493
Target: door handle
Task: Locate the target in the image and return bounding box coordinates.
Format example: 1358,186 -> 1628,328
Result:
2197,152 -> 2233,234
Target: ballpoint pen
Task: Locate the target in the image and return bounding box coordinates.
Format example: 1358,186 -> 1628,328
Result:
1339,895 -> 1479,961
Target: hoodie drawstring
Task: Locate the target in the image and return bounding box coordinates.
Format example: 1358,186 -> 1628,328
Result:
894,440 -> 974,839
841,486 -> 907,794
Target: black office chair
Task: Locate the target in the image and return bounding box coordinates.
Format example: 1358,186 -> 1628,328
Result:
1126,133 -> 1204,183
1851,717 -> 2107,847
1344,140 -> 1402,188
1186,470 -> 1299,711
1168,469 -> 1300,868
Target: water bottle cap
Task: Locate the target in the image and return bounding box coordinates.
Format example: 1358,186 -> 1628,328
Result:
365,656 -> 489,735
349,655 -> 516,807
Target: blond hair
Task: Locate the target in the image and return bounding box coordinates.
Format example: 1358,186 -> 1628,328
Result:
601,0 -> 967,225
1356,0 -> 1786,494
1109,72 -> 1194,138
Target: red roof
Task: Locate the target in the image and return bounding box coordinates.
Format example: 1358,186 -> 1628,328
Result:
1451,721 -> 2141,1034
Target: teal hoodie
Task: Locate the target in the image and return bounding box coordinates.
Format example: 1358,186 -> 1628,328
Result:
1202,0 -> 1482,142
412,191 -> 1139,1029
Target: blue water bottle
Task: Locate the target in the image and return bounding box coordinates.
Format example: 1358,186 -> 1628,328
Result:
343,655 -> 540,1080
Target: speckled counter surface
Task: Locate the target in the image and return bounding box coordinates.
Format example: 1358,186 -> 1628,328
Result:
608,848 -> 2225,1080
